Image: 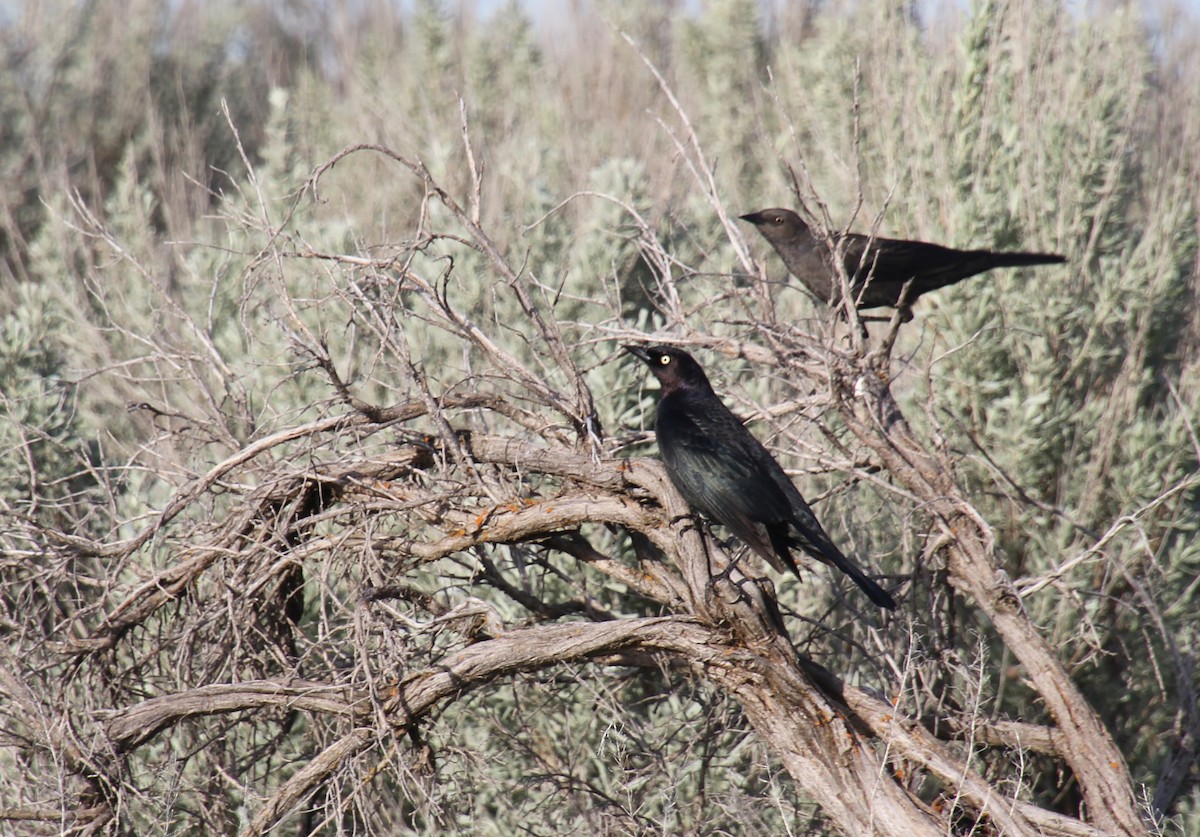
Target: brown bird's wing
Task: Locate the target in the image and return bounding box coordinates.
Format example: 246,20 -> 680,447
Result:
837,233 -> 1065,309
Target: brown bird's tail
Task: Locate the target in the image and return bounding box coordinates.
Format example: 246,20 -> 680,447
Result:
907,250 -> 1067,299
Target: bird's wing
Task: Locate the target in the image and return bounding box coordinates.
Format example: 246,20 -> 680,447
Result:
658,396 -> 897,607
766,466 -> 843,562
656,400 -> 794,539
664,396 -> 842,562
838,233 -> 960,280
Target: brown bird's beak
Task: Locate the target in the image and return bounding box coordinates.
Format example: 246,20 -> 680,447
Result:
739,211 -> 766,225
623,345 -> 652,364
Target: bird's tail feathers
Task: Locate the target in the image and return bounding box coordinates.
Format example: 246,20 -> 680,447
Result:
829,552 -> 897,610
758,531 -> 802,580
984,251 -> 1066,269
791,533 -> 897,610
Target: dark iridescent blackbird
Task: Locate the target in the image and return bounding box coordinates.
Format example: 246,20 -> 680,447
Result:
626,344 -> 896,610
740,207 -> 1065,311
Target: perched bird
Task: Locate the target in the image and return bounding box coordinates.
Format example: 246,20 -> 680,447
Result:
740,207 -> 1065,312
626,344 -> 896,610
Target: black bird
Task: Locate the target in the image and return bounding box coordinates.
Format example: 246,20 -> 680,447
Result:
626,344 -> 896,610
740,207 -> 1065,311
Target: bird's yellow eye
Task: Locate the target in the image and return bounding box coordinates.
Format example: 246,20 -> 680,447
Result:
773,216 -> 784,225
660,355 -> 671,365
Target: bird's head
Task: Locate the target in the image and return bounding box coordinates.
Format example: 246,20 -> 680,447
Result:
624,345 -> 713,394
739,208 -> 810,242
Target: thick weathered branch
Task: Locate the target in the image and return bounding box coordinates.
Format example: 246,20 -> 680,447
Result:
239,618 -> 684,835
104,680 -> 359,750
216,615 -> 946,836
839,363 -> 1145,835
840,680 -> 1099,836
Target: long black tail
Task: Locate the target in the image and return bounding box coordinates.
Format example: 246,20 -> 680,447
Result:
826,550 -> 897,610
913,250 -> 1067,296
772,526 -> 897,610
984,251 -> 1067,269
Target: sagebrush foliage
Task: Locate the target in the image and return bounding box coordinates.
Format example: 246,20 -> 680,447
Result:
1,0 -> 1198,834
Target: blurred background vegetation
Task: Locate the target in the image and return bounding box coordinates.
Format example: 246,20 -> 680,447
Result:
2,0 -> 1198,833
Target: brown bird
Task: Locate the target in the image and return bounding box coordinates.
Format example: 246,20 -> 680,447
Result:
740,207 -> 1066,312
626,344 -> 896,609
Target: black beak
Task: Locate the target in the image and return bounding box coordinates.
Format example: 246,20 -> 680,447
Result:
623,345 -> 652,364
738,211 -> 764,225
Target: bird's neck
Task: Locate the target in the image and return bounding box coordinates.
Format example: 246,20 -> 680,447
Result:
660,380 -> 714,400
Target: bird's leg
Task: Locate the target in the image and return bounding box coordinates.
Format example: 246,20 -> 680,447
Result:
866,293 -> 916,369
667,511 -> 704,538
856,314 -> 871,340
693,519 -> 733,581
710,556 -> 792,642
892,279 -> 916,322
677,519 -> 743,583
667,511 -> 724,575
707,546 -> 735,583
848,312 -> 891,342
708,540 -> 757,585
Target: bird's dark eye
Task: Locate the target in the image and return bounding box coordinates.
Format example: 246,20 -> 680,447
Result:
772,216 -> 784,225
659,355 -> 671,365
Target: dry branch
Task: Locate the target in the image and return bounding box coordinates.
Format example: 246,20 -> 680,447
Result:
837,359 -> 1145,835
